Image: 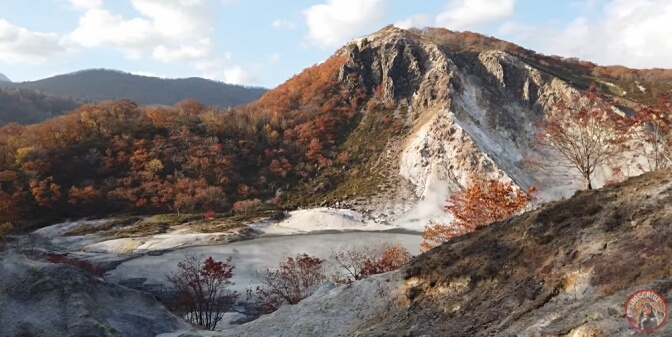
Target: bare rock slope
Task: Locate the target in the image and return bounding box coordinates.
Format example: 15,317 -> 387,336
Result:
0,254 -> 191,337
213,168 -> 672,337
334,27 -> 639,220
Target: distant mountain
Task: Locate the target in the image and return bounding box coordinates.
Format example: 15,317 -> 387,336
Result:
7,69 -> 267,108
0,87 -> 81,125
0,73 -> 10,82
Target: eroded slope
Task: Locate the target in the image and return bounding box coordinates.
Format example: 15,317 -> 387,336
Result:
219,169 -> 672,337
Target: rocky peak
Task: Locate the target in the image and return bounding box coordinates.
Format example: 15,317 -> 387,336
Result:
333,26 -> 597,214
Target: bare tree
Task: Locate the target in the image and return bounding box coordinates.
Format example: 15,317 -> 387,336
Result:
534,84 -> 630,190
631,96 -> 672,171
166,254 -> 238,330
330,241 -> 413,283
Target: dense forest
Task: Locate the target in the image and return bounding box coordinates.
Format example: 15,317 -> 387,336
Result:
0,56 -> 374,230
6,69 -> 267,108
0,87 -> 82,125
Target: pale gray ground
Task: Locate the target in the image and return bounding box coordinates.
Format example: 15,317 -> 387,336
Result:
108,231 -> 423,292
0,254 -> 191,337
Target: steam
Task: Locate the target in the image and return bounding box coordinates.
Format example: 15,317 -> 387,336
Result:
393,179 -> 454,231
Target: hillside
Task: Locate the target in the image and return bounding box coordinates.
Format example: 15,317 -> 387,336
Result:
0,26 -> 670,231
0,87 -> 81,125
7,69 -> 267,108
0,73 -> 10,82
218,168 -> 672,337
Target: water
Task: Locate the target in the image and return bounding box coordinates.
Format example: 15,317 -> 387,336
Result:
108,231 -> 423,292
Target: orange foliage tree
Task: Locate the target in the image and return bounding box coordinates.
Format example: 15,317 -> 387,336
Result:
421,176 -> 535,251
29,177 -> 62,207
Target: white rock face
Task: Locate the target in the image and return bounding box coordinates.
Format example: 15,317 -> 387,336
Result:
337,27 -> 641,220
399,108 -> 511,200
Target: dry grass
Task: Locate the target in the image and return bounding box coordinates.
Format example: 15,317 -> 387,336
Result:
396,168 -> 672,336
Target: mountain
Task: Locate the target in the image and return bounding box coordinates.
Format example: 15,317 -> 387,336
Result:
1,25 -> 670,229
0,73 -> 10,82
2,25 -> 672,336
0,87 -> 81,125
220,168 -> 672,337
7,69 -> 267,108
285,25 -> 669,219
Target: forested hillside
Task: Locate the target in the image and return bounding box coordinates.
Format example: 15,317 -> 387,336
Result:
0,56 -> 370,229
0,87 -> 82,125
7,69 -> 267,108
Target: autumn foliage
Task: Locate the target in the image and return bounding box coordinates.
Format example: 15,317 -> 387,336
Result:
46,254 -> 108,277
0,222 -> 13,250
249,253 -> 326,313
422,176 -> 535,251
0,53 -> 366,229
330,242 -> 412,284
166,254 -> 238,330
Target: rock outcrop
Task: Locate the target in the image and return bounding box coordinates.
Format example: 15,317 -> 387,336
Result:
0,254 -> 190,337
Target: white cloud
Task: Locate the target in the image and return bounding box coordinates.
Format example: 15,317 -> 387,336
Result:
436,0 -> 516,31
62,0 -> 266,85
0,19 -> 69,63
500,0 -> 672,69
272,19 -> 296,30
394,14 -> 431,29
303,0 -> 388,48
68,0 -> 214,61
196,52 -> 281,86
130,70 -> 162,78
67,0 -> 102,10
152,38 -> 212,62
222,66 -> 253,85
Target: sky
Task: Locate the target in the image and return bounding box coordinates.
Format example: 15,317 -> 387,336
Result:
0,0 -> 671,88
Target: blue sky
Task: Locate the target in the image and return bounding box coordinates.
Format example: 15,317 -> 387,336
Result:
0,0 -> 671,88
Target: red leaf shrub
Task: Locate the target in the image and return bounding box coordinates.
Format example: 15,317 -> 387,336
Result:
46,254 -> 107,277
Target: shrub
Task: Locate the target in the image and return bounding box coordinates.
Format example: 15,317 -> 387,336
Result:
46,254 -> 107,277
248,253 -> 325,313
330,242 -> 412,284
203,210 -> 216,219
232,198 -> 262,214
166,254 -> 238,330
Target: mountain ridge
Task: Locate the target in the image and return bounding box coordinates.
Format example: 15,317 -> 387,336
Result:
5,68 -> 267,109
0,73 -> 10,82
